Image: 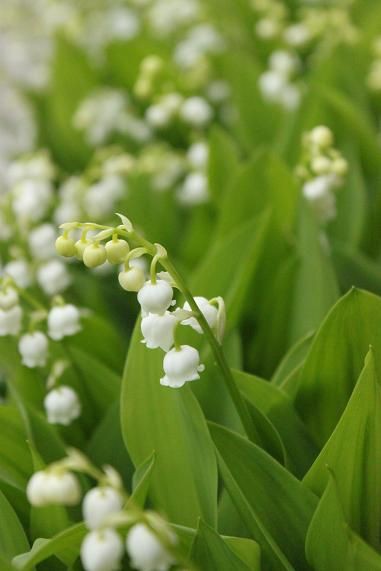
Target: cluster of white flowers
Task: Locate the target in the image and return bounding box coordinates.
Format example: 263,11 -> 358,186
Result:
145,92 -> 213,131
74,88 -> 151,147
297,126 -> 348,223
258,49 -> 302,110
145,0 -> 200,37
56,218 -> 225,388
367,37 -> 381,92
0,273 -> 82,424
174,23 -> 224,71
177,140 -> 209,205
27,451 -> 177,571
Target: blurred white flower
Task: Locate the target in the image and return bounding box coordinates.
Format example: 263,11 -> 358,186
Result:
126,523 -> 175,571
177,172 -> 208,206
48,304 -> 81,340
0,305 -> 22,336
3,259 -> 32,288
44,385 -> 81,425
84,175 -> 125,219
180,96 -> 213,128
0,287 -> 18,310
12,178 -> 52,222
27,469 -> 81,506
28,223 -> 57,260
83,486 -> 124,530
187,141 -> 208,169
37,259 -> 71,296
18,331 -> 49,368
81,528 -> 124,571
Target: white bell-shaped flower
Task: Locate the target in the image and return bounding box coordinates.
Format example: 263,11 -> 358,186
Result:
83,486 -> 124,530
44,385 -> 81,425
37,259 -> 71,296
0,305 -> 22,336
81,528 -> 124,571
48,304 -> 81,340
28,224 -> 57,260
27,469 -> 81,506
137,280 -> 173,315
18,331 -> 49,368
12,179 -> 52,222
126,523 -> 175,571
0,287 -> 18,310
182,296 -> 218,334
3,259 -> 32,288
160,345 -> 204,388
177,172 -> 208,206
180,96 -> 213,128
141,312 -> 178,351
302,176 -> 336,223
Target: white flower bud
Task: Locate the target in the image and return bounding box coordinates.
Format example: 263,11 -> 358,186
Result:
29,224 -> 57,260
83,243 -> 107,268
75,239 -> 90,260
311,156 -> 332,175
56,235 -> 76,258
160,345 -> 204,388
18,331 -> 49,368
4,260 -> 32,288
145,104 -> 172,129
27,470 -> 81,506
182,296 -> 218,334
126,523 -> 175,571
37,259 -> 71,296
81,529 -> 124,571
48,304 -> 81,340
0,305 -> 22,336
137,280 -> 174,315
303,177 -> 336,222
309,126 -> 333,149
118,267 -> 146,292
256,18 -> 281,40
105,239 -> 130,264
83,487 -> 124,530
331,157 -> 348,176
258,70 -> 286,102
141,312 -> 179,351
44,385 -> 81,425
0,287 -> 18,310
180,96 -> 213,128
283,23 -> 311,47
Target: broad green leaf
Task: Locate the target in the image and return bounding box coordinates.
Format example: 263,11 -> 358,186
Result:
333,244 -> 381,296
13,523 -> 86,571
208,126 -> 239,203
295,288 -> 381,444
86,400 -> 134,488
0,406 -> 32,490
289,200 -> 339,342
121,318 -> 218,527
234,370 -> 318,477
209,422 -> 317,571
190,519 -> 257,570
271,332 -> 314,389
303,350 -> 381,546
306,476 -> 381,571
191,210 -> 271,329
0,490 -> 29,563
129,452 -> 156,508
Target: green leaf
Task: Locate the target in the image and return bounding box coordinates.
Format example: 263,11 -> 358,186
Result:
234,370 -> 318,477
13,523 -> 86,571
306,476 -> 381,571
289,200 -> 340,342
191,210 -> 271,329
120,318 -> 218,527
129,452 -> 156,508
271,332 -> 314,389
209,422 -> 317,571
190,519 -> 257,570
0,406 -> 32,490
0,489 -> 29,563
295,288 -> 381,445
208,126 -> 239,203
332,244 -> 381,296
303,349 -> 381,546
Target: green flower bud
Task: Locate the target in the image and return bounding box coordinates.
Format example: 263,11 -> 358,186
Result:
83,243 -> 107,268
105,239 -> 130,265
75,239 -> 90,261
118,267 -> 145,292
55,235 -> 76,258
